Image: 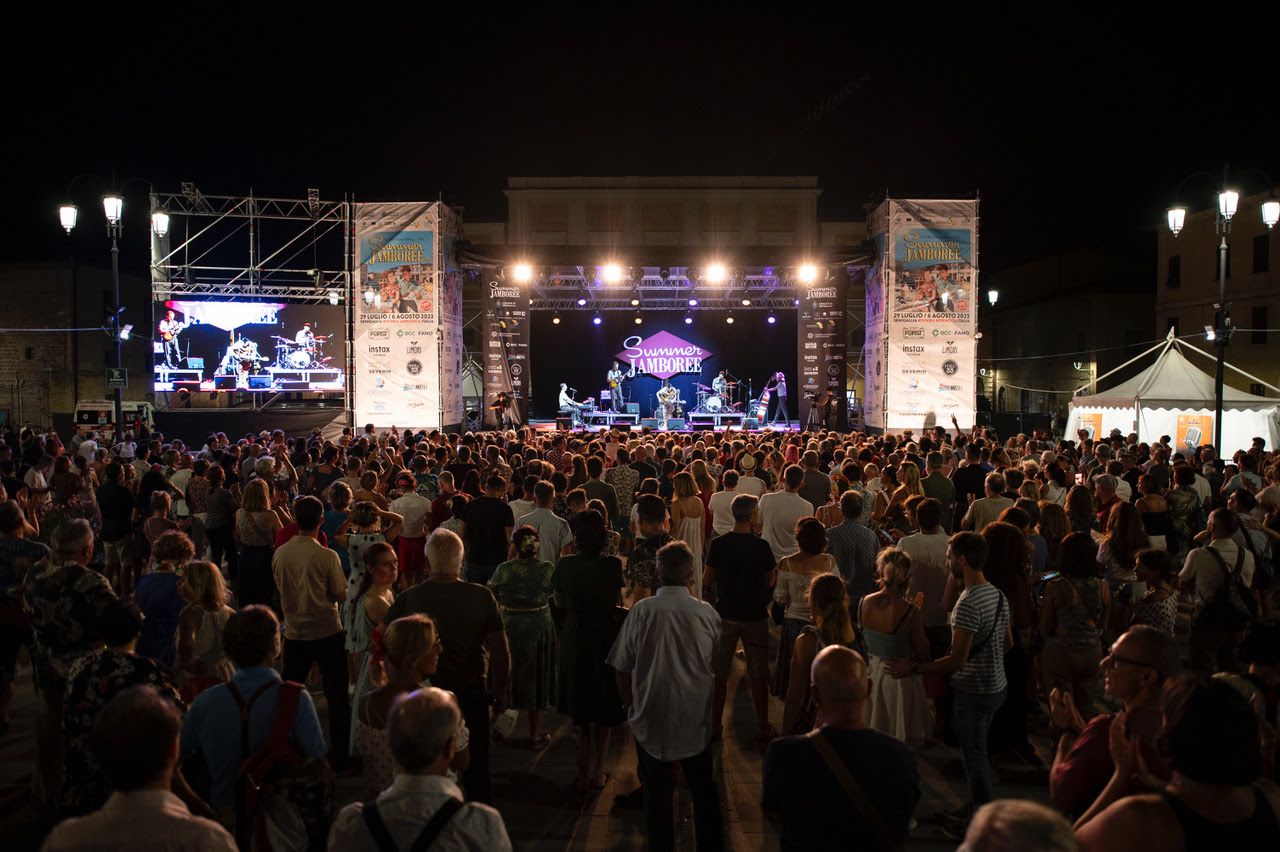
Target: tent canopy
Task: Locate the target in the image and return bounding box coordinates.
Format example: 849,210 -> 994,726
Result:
1077,345 -> 1275,410
1067,333 -> 1280,454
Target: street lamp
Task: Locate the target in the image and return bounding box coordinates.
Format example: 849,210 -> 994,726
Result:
1167,167 -> 1275,455
987,288 -> 1000,412
60,179 -> 146,434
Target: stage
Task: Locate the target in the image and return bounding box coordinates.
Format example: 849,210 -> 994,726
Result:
526,419 -> 798,434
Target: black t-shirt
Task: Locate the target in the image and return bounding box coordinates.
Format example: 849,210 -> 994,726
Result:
763,728 -> 920,851
706,532 -> 776,621
461,496 -> 514,566
384,580 -> 504,690
96,482 -> 136,543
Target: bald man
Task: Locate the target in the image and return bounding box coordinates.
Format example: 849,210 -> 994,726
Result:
763,647 -> 920,850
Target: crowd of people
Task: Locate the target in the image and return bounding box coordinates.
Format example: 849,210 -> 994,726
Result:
1,418 -> 1278,850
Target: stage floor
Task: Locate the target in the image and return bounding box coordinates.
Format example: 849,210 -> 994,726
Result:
525,419 -> 798,433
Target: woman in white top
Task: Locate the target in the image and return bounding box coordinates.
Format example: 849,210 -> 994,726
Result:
176,560 -> 236,703
669,472 -> 706,597
771,517 -> 836,698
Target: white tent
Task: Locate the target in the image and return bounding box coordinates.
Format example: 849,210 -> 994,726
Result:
1067,331 -> 1280,455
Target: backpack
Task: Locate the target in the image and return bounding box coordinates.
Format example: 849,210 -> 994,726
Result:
1237,527 -> 1275,594
1198,547 -> 1261,631
230,680 -> 334,852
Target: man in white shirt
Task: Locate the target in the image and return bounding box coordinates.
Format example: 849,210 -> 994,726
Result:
608,542 -> 723,852
758,465 -> 815,561
1180,508 -> 1256,672
328,687 -> 512,851
707,470 -> 743,537
898,497 -> 953,656
43,685 -> 235,851
77,432 -> 99,463
515,480 -> 572,564
735,454 -> 766,497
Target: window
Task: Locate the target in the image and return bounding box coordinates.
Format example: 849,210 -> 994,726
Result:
1250,383 -> 1266,397
1166,317 -> 1179,337
1166,254 -> 1181,288
1255,234 -> 1270,273
24,347 -> 33,360
1253,305 -> 1269,345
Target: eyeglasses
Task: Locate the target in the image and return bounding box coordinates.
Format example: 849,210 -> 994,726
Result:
1102,653 -> 1153,670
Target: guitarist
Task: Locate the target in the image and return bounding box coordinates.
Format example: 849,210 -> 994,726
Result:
158,309 -> 188,367
606,360 -> 630,411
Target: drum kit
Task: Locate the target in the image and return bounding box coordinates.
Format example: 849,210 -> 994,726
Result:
692,381 -> 742,415
271,334 -> 333,370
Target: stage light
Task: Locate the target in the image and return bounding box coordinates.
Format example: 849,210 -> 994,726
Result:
794,298 -> 801,306
602,262 -> 624,284
798,263 -> 819,284
688,298 -> 698,307
630,298 -> 640,306
634,316 -> 643,325
741,298 -> 751,307
767,314 -> 776,324
511,262 -> 534,283
327,290 -> 340,305
577,296 -> 588,306
59,204 -> 78,234
684,314 -> 693,325
119,324 -> 133,341
102,194 -> 123,225
726,315 -> 735,324
151,210 -> 170,238
552,313 -> 561,324
704,262 -> 727,284
593,315 -> 602,326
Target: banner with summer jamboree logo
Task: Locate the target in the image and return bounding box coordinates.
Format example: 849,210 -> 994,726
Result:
353,202 -> 440,428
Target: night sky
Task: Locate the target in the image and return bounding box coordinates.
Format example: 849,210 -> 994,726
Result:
8,9 -> 1276,277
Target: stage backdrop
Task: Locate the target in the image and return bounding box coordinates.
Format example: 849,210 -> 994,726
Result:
353,202 -> 439,428
480,267 -> 531,427
529,311 -> 796,422
866,199 -> 980,431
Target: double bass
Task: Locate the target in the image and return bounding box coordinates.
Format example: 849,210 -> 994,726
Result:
755,387 -> 771,420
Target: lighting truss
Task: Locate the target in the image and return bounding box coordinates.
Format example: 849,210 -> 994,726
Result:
150,184 -> 351,304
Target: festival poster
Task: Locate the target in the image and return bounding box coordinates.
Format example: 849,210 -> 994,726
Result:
481,267 -> 531,427
1077,411 -> 1103,441
1175,413 -> 1213,452
876,199 -> 979,431
353,202 -> 439,428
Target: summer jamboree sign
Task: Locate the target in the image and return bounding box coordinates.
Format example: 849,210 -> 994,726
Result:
616,331 -> 712,380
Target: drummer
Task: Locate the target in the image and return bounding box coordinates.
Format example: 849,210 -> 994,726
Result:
712,370 -> 728,396
295,322 -> 316,349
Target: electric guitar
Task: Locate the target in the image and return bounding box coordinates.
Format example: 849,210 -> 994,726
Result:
159,320 -> 191,342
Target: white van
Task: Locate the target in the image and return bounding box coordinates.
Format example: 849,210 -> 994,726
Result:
74,399 -> 155,442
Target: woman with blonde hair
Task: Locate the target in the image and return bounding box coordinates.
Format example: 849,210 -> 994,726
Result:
858,548 -> 932,741
356,614 -> 469,796
782,573 -> 862,734
690,458 -> 717,538
175,560 -> 235,702
235,478 -> 282,609
668,471 -> 706,596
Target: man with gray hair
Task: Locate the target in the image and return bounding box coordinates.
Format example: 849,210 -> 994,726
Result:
328,687 -> 512,851
22,517 -> 117,810
608,541 -> 723,851
959,799 -> 1077,852
385,528 -> 509,804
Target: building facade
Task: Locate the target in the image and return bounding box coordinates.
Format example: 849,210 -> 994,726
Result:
981,250 -> 1152,422
0,262 -> 151,433
1155,186 -> 1280,396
